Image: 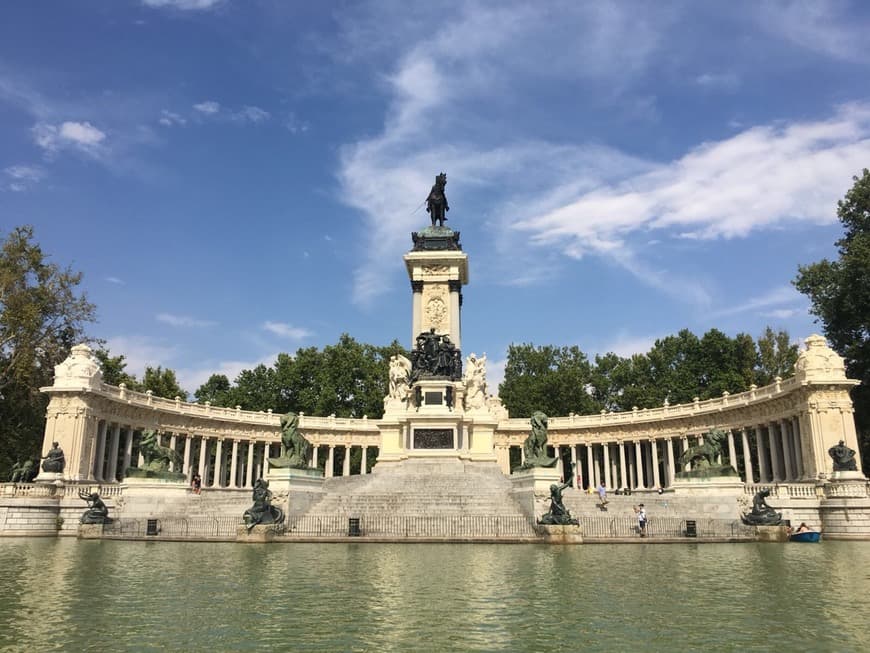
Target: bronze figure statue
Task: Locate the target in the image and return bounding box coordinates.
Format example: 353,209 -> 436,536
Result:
539,468 -> 579,526
741,488 -> 782,526
269,412 -> 313,469
243,478 -> 284,531
79,490 -> 111,524
426,172 -> 449,227
828,440 -> 858,472
516,411 -> 558,470
138,430 -> 182,473
41,442 -> 65,473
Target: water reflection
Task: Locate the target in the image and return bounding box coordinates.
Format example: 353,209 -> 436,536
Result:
1,540 -> 869,652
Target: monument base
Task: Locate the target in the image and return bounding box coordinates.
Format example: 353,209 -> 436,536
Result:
755,525 -> 790,542
266,467 -> 324,517
236,524 -> 280,543
511,467 -> 563,522
671,475 -> 745,496
78,523 -> 104,539
536,524 -> 583,544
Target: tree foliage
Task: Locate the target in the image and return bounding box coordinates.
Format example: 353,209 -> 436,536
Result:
795,168 -> 870,465
499,327 -> 799,418
0,226 -> 96,477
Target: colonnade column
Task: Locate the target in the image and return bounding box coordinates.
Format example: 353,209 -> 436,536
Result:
362,446 -> 368,474
779,419 -> 793,480
681,436 -> 690,472
343,446 -> 351,476
213,439 -> 224,487
585,444 -> 594,491
167,434 -> 177,472
618,442 -> 628,490
326,446 -> 335,478
198,436 -> 208,479
791,417 -> 805,479
665,438 -> 675,486
651,439 -> 660,489
634,441 -> 645,489
767,423 -> 782,482
182,435 -> 192,480
727,430 -> 738,473
122,427 -> 133,477
603,443 -> 612,488
106,423 -> 121,482
570,445 -> 578,486
93,420 -> 107,481
740,428 -> 755,483
246,442 -> 255,487
755,426 -> 770,483
229,440 -> 239,488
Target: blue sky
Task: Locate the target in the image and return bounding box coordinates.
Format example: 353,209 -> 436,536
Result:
2,0 -> 870,395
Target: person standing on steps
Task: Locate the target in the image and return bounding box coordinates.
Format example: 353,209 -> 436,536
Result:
635,504 -> 647,537
597,481 -> 608,510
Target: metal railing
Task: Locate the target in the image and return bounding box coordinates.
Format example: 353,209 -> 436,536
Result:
284,514 -> 538,538
577,516 -> 755,539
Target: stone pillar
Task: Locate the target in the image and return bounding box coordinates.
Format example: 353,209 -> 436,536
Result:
198,436 -> 208,478
618,442 -> 628,489
570,445 -> 578,486
791,417 -> 805,479
214,439 -> 224,487
326,446 -> 335,478
602,442 -> 612,488
343,445 -> 352,476
246,441 -> 255,487
122,427 -> 133,477
362,446 -> 368,474
229,439 -> 239,488
448,279 -> 462,349
634,441 -> 645,489
651,439 -> 661,489
727,430 -> 737,473
767,423 -> 782,482
585,444 -> 595,491
92,420 -> 107,481
666,437 -> 675,487
167,434 -> 177,472
312,445 -> 319,469
681,436 -> 690,472
182,436 -> 192,480
106,423 -> 121,482
627,443 -> 636,489
411,280 -> 423,348
741,428 -> 754,483
779,419 -> 794,481
756,426 -> 770,483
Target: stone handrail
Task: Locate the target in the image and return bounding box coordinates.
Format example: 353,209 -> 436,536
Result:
498,375 -> 804,431
1,482 -> 123,499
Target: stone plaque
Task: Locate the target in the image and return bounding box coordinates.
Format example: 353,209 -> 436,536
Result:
425,391 -> 442,405
414,428 -> 453,449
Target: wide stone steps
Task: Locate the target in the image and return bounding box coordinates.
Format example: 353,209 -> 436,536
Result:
563,492 -> 741,520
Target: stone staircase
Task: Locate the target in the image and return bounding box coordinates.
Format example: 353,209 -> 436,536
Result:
563,490 -> 742,521
292,459 -> 537,538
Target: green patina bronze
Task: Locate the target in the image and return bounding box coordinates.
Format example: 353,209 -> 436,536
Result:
269,412 -> 313,469
741,488 -> 782,526
126,430 -> 185,480
675,429 -> 737,478
515,411 -> 558,470
538,478 -> 579,526
78,490 -> 112,524
243,478 -> 284,531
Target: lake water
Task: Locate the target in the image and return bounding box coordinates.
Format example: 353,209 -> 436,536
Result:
1,539 -> 869,652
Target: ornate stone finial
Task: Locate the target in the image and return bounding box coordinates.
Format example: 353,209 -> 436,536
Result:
794,334 -> 848,382
53,343 -> 103,390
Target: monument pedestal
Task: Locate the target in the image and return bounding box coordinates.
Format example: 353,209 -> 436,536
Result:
536,524 -> 583,544
236,524 -> 279,543
265,467 -> 324,517
671,475 -> 745,496
78,523 -> 104,539
511,466 -> 562,522
755,525 -> 790,542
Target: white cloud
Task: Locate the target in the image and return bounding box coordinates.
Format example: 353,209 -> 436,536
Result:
232,105 -> 270,123
762,308 -> 804,320
156,312 -> 217,328
262,321 -> 312,340
598,333 -> 659,358
3,164 -> 43,191
158,109 -> 186,126
176,352 -> 279,396
105,276 -> 125,285
695,72 -> 740,90
32,121 -> 107,157
485,357 -> 506,397
286,112 -> 309,134
142,0 -> 223,10
712,286 -> 803,318
105,335 -> 177,378
193,100 -> 221,114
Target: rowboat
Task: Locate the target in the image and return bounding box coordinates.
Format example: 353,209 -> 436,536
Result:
789,531 -> 821,543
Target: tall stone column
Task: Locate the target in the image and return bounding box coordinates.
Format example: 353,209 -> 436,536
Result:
198,436 -> 208,479
682,436 -> 690,472
410,280 -> 423,347
755,426 -> 770,483
214,439 -> 224,488
169,434 -> 178,472
183,436 -> 192,480
448,279 -> 462,349
312,445 -> 319,469
791,417 -> 805,479
634,440 -> 646,489
92,419 -> 107,482
627,443 -> 636,489
651,439 -> 660,489
326,446 -> 335,478
362,446 -> 368,474
619,442 -> 628,489
343,445 -> 351,476
767,423 -> 782,482
779,419 -> 794,481
741,428 -> 754,483
106,423 -> 121,482
666,437 -> 675,487
246,441 -> 255,487
602,442 -> 612,488
229,439 -> 239,488
585,444 -> 595,491
570,445 -> 578,486
727,430 -> 738,473
122,427 -> 133,477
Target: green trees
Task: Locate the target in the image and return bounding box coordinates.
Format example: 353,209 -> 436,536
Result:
193,335 -> 408,419
795,168 -> 870,465
0,226 -> 96,477
499,327 -> 798,418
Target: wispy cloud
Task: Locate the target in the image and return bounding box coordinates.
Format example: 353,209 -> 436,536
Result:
233,105 -> 270,123
695,71 -> 740,91
262,321 -> 312,340
193,100 -> 221,115
32,121 -> 107,157
285,112 -> 309,134
156,312 -> 217,328
105,335 -> 177,378
158,109 -> 187,127
105,276 -> 125,285
711,286 -> 803,318
3,164 -> 44,191
142,0 -> 223,10
598,333 -> 660,358
191,100 -> 271,124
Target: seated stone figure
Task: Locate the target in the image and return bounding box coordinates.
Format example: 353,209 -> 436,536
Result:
243,478 -> 284,531
41,442 -> 65,473
79,490 -> 111,524
828,440 -> 858,472
741,488 -> 782,526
